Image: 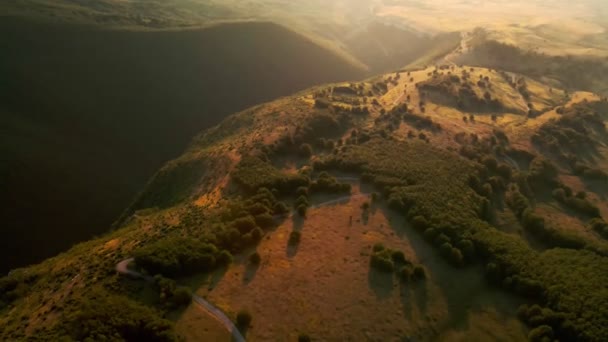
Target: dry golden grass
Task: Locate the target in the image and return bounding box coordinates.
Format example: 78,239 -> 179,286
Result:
192,185 -> 526,341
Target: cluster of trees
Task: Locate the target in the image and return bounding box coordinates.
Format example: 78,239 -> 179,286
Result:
369,243 -> 426,281
588,218 -> 608,240
417,73 -> 503,112
531,102 -> 606,158
403,112 -> 442,132
552,187 -> 601,218
58,288 -> 179,341
572,161 -> 608,181
518,304 -> 575,342
154,276 -> 192,309
133,237 -> 230,277
309,172 -> 351,194
231,155 -> 310,195
312,134 -> 608,340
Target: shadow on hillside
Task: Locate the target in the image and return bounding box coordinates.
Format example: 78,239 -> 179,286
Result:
399,280 -> 429,320
367,268 -> 393,300
378,204 -> 524,333
243,263 -> 260,285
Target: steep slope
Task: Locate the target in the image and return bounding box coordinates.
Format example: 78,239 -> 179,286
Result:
3,65 -> 608,341
0,16 -> 366,273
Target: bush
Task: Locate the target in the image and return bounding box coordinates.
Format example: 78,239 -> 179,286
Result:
296,204 -> 308,217
170,287 -> 192,307
399,265 -> 414,281
372,243 -> 385,252
273,202 -> 289,215
298,333 -> 312,342
299,144 -> 313,158
134,237 -> 220,277
413,265 -> 426,279
391,250 -> 407,264
236,310 -> 252,328
370,253 -> 394,272
217,250 -> 233,266
249,252 -> 261,265
232,216 -> 258,234
528,325 -> 554,342
255,213 -> 275,229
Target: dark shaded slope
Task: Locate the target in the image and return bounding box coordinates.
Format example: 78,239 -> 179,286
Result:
0,17 -> 365,273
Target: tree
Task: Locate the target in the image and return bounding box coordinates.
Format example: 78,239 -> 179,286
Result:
296,204 -> 307,217
236,310 -> 252,329
298,333 -> 312,342
170,287 -> 192,307
273,202 -> 289,215
249,252 -> 261,265
413,265 -> 426,279
299,144 -> 313,158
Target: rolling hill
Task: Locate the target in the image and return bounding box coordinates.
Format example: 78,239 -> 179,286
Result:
2,59 -> 608,341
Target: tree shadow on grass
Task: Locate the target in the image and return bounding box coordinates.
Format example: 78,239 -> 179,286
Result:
378,204 -> 474,331
367,267 -> 394,300
286,241 -> 300,258
291,214 -> 304,232
398,278 -> 429,321
242,263 -> 259,285
237,325 -> 250,340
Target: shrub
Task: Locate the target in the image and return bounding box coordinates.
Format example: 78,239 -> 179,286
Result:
298,333 -> 312,342
249,252 -> 261,265
528,325 -> 554,342
296,204 -> 308,217
413,265 -> 426,279
232,216 -> 258,234
217,250 -> 233,266
236,310 -> 252,328
391,250 -> 407,264
134,237 -> 220,277
370,254 -> 394,272
299,144 -> 313,158
273,202 -> 289,215
254,212 -> 275,229
170,287 -> 192,307
251,227 -> 264,242
372,243 -> 385,252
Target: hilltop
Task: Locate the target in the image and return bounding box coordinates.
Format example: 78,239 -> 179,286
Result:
3,60 -> 608,341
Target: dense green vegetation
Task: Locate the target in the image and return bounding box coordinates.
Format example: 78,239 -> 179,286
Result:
369,243 -> 426,282
314,135 -> 608,341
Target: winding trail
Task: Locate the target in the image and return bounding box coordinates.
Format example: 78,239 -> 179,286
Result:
116,177 -> 368,342
116,259 -> 246,342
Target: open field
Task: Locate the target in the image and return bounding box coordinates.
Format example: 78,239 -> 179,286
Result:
185,184 -> 527,341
